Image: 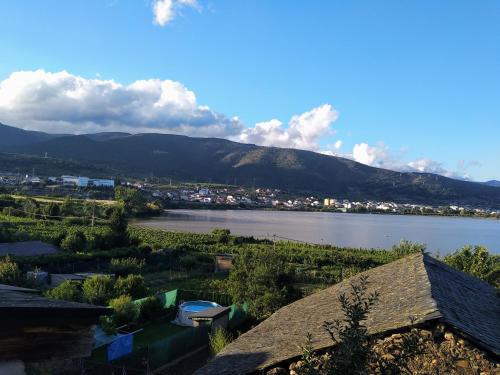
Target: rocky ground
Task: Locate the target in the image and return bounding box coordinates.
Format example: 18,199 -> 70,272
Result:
266,325 -> 499,375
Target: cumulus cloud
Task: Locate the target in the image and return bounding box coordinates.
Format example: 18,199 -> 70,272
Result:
152,0 -> 199,26
239,104 -> 339,152
0,69 -> 243,136
352,141 -> 477,180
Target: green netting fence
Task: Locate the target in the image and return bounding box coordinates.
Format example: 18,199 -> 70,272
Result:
91,289 -> 248,370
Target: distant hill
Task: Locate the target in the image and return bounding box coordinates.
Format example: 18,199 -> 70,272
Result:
1,122 -> 500,207
0,123 -> 64,148
483,180 -> 500,188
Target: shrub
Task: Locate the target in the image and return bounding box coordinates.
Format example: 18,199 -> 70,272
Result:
114,274 -> 148,299
60,230 -> 86,252
323,275 -> 379,374
109,295 -> 139,326
109,257 -> 145,276
444,246 -> 499,288
391,240 -> 425,257
0,255 -> 23,285
82,275 -> 115,305
46,280 -> 82,302
212,228 -> 231,244
139,296 -> 164,321
209,327 -> 232,355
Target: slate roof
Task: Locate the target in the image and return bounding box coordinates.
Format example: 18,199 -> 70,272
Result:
196,253 -> 500,375
189,306 -> 231,320
0,241 -> 60,256
0,290 -> 110,319
0,284 -> 38,293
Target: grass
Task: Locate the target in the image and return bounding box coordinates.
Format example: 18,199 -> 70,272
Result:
143,270 -> 226,292
133,319 -> 188,350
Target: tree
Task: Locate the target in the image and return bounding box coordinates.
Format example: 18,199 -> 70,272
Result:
114,187 -> 147,216
444,246 -> 499,288
109,206 -> 129,246
114,274 -> 148,299
60,230 -> 86,252
212,228 -> 231,244
0,255 -> 23,286
46,280 -> 82,302
44,202 -> 60,218
138,296 -> 164,321
227,251 -> 298,319
109,257 -> 145,276
82,275 -> 115,305
60,196 -> 74,216
22,198 -> 38,218
109,295 -> 140,326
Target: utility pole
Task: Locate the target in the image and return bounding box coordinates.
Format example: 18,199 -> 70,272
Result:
91,204 -> 95,230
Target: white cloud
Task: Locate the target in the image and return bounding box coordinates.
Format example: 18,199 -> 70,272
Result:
152,0 -> 199,26
352,142 -> 391,167
240,104 -> 339,152
0,69 -> 243,136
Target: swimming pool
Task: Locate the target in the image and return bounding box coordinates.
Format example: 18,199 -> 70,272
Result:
173,300 -> 221,326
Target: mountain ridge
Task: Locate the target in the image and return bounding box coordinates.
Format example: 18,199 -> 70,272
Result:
0,122 -> 499,207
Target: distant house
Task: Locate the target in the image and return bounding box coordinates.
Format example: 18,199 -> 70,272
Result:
196,253 -> 499,374
0,241 -> 60,257
0,286 -> 110,373
61,175 -> 114,188
189,306 -> 231,332
214,254 -> 234,273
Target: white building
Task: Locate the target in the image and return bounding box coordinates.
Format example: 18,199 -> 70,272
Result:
61,175 -> 114,187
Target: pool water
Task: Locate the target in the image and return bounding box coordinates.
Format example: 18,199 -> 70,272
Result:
173,300 -> 222,326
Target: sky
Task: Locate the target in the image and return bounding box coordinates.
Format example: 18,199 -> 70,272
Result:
0,0 -> 498,181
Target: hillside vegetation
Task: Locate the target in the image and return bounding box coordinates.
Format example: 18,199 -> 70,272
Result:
1,123 -> 500,207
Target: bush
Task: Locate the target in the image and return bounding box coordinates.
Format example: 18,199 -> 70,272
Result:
0,255 -> 23,285
212,228 -> 231,244
60,230 -> 86,252
114,274 -> 148,299
139,296 -> 165,321
209,327 -> 232,355
46,280 -> 82,302
109,257 -> 145,276
391,240 -> 425,256
82,275 -> 115,305
109,295 -> 139,326
444,246 -> 499,288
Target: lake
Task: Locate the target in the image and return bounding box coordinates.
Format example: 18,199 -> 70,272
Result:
133,210 -> 500,254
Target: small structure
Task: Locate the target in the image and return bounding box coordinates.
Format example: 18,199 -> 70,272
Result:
196,252 -> 500,374
214,253 -> 234,273
0,286 -> 110,371
0,241 -> 60,257
49,272 -> 114,288
174,301 -> 222,327
189,306 -> 231,332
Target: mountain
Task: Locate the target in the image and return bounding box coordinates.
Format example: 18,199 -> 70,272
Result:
0,122 -> 64,148
1,123 -> 500,207
483,180 -> 500,188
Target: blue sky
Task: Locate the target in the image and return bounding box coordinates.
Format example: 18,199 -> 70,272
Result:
0,0 -> 498,180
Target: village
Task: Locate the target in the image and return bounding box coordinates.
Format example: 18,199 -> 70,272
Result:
1,170 -> 499,218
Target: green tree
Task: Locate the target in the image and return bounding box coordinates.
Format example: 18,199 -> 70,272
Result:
60,196 -> 74,216
114,187 -> 147,216
60,230 -> 86,252
44,202 -> 60,218
0,255 -> 23,285
109,206 -> 129,246
444,246 -> 499,288
138,296 -> 164,321
22,198 -> 38,218
82,275 -> 115,305
114,274 -> 148,299
109,295 -> 140,326
227,251 -> 297,319
212,228 -> 231,244
46,280 -> 82,302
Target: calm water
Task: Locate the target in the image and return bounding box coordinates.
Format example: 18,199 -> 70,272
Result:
133,210 -> 500,254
